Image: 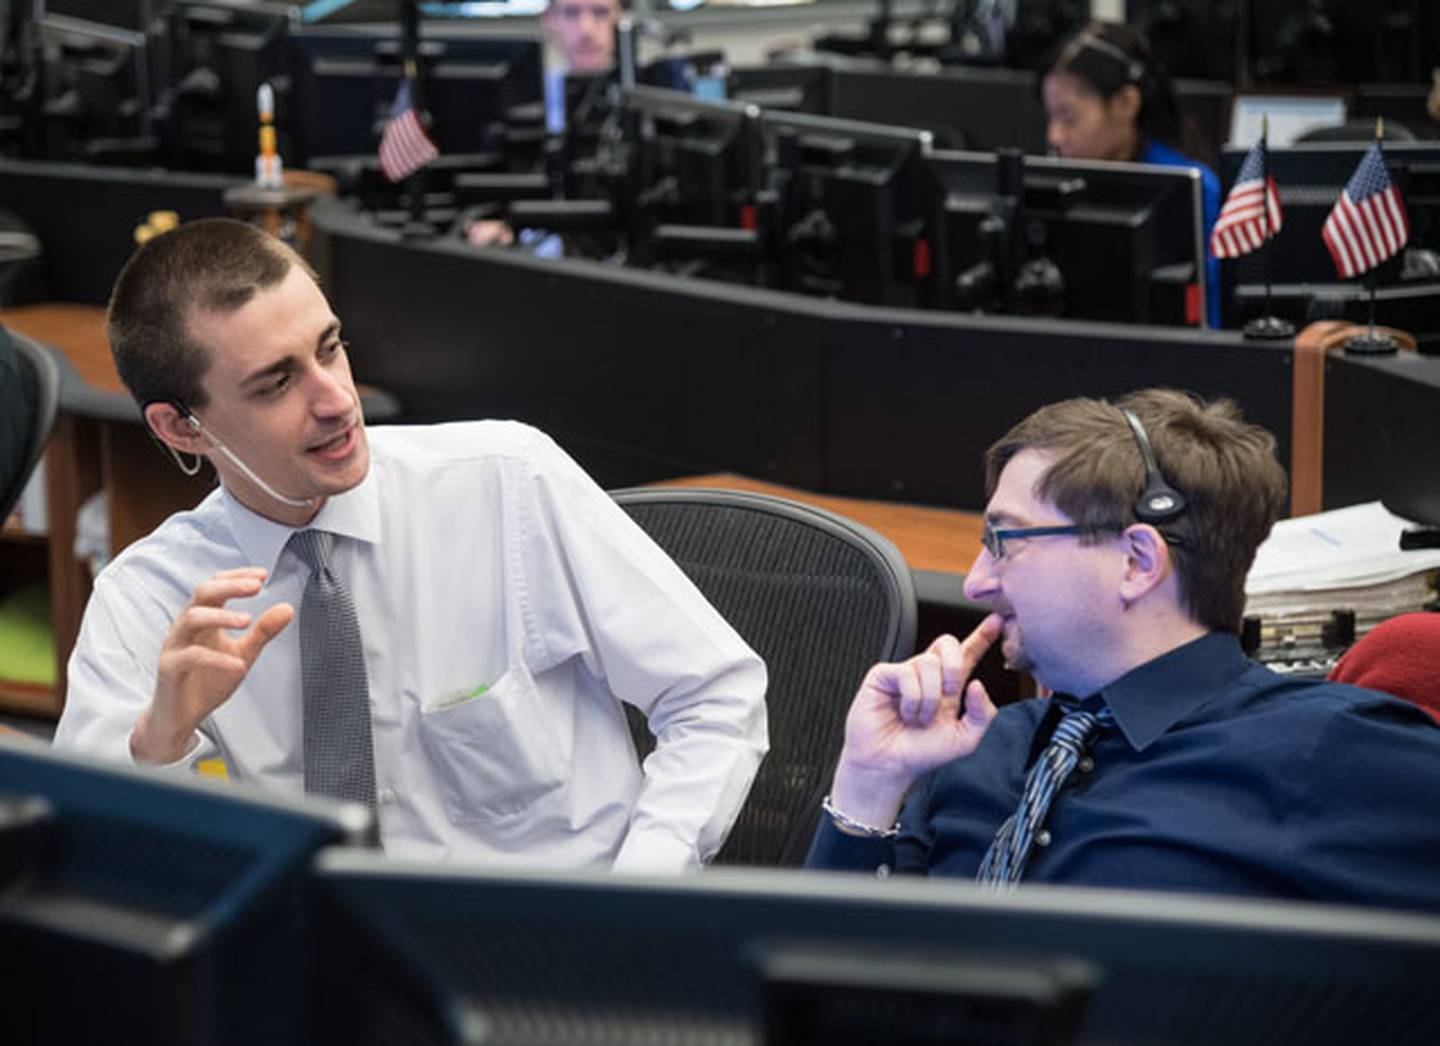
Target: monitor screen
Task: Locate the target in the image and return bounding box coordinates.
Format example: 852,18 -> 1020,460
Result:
311,853 -> 1440,1046
0,737 -> 363,1046
928,149 -> 1208,326
1227,93 -> 1349,149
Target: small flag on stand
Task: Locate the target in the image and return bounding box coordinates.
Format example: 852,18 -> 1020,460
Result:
1321,133 -> 1410,279
1211,134 -> 1282,258
378,79 -> 438,184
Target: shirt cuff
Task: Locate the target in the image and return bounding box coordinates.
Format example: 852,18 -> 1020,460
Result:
132,731 -> 215,775
803,818 -> 897,872
612,829 -> 701,876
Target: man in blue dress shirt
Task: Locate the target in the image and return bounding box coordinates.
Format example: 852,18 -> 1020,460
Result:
809,388 -> 1440,911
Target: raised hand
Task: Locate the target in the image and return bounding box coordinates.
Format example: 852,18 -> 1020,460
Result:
130,567 -> 294,764
827,614 -> 1002,831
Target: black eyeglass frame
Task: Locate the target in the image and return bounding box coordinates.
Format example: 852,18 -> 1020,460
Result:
979,521 -> 1184,561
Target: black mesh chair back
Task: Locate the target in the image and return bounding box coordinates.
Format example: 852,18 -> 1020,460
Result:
613,487 -> 917,867
0,331 -> 60,524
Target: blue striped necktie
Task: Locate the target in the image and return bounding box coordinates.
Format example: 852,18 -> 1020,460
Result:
290,529 -> 379,844
976,703 -> 1111,886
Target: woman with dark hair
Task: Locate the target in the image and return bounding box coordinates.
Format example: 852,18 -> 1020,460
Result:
1040,21 -> 1222,327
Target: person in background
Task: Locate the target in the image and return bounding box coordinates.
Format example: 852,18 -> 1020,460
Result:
1039,22 -> 1223,328
543,0 -> 622,130
466,0 -> 622,249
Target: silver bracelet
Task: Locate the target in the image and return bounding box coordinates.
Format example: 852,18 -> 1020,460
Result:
821,795 -> 900,839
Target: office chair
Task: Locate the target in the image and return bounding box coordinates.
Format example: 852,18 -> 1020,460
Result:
1329,612 -> 1440,723
612,487 -> 917,866
0,330 -> 60,526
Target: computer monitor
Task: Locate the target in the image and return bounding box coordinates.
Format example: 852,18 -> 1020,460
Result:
759,109 -> 934,307
311,853 -> 1440,1046
1218,140 -> 1440,325
286,23 -> 542,165
1227,92 -> 1349,149
0,736 -> 364,1046
623,86 -> 762,258
33,13 -> 156,163
151,1 -> 292,173
928,149 -> 1209,326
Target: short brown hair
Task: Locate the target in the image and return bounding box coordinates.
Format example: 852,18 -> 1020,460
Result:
985,389 -> 1287,633
107,218 -> 312,412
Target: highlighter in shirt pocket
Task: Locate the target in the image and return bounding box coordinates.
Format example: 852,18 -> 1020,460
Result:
417,663 -> 569,822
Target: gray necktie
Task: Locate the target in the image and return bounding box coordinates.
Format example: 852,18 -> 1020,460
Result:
976,703 -> 1110,886
289,528 -> 379,841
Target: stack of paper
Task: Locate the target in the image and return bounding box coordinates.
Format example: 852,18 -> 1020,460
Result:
1245,502 -> 1440,646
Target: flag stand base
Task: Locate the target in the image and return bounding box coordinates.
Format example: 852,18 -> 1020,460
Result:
1243,315 -> 1296,340
1343,331 -> 1400,356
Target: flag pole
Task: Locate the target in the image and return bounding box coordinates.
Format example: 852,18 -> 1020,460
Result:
400,0 -> 432,239
1244,115 -> 1294,340
1343,117 -> 1399,356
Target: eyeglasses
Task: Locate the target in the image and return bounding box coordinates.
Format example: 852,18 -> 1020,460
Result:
980,522 -> 1123,561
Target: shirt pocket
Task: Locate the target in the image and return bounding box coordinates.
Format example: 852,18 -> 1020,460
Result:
417,663 -> 569,823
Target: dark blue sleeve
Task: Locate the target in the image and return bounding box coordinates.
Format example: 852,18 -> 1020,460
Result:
1288,696 -> 1440,912
803,777 -> 934,874
803,818 -> 896,871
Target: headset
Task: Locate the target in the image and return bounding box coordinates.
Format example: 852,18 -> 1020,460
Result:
1073,32 -> 1145,84
1119,407 -> 1187,525
165,399 -> 318,509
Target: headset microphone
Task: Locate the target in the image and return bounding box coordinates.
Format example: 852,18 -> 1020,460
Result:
179,407 -> 318,510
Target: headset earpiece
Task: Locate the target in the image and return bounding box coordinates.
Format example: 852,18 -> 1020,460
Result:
1120,407 -> 1187,526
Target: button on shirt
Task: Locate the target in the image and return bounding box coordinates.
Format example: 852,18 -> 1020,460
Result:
56,421 -> 768,874
808,633 -> 1440,912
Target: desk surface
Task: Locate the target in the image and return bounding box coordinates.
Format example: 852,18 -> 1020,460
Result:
2,303 -> 118,394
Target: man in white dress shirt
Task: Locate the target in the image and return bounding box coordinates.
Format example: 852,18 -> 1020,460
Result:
53,218 -> 768,873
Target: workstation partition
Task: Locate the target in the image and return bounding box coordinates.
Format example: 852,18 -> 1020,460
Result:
309,195 -> 1292,514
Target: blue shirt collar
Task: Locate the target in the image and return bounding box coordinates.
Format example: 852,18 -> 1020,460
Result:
1094,632 -> 1252,751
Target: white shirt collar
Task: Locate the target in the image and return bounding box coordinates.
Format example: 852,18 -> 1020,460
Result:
221,457 -> 383,581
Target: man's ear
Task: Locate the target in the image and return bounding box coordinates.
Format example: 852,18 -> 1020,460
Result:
1118,524 -> 1171,604
144,401 -> 204,453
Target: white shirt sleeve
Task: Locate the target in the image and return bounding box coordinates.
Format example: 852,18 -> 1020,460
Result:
54,571 -> 215,772
513,432 -> 769,875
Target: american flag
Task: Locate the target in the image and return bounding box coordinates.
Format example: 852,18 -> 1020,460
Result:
1211,137 -> 1282,258
1322,140 -> 1410,279
378,80 -> 438,183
